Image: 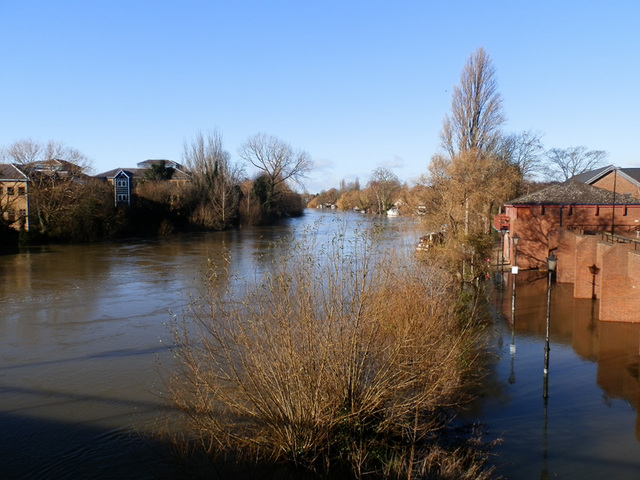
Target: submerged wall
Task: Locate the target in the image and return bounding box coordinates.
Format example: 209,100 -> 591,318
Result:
552,229 -> 640,323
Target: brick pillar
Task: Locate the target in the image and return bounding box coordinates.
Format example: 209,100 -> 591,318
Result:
573,236 -> 599,299
554,229 -> 577,284
600,244 -> 638,322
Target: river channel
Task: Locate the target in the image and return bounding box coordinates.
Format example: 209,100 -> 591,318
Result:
1,208 -> 639,479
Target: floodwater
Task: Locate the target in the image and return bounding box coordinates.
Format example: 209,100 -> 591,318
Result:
0,209 -> 416,479
479,271 -> 640,479
1,208 -> 639,479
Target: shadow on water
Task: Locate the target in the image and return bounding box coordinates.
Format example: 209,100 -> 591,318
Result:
0,410 -> 344,480
0,210 -> 399,479
0,411 -> 175,480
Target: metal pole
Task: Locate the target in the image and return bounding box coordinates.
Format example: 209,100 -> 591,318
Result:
611,167 -> 617,237
543,267 -> 551,400
511,247 -> 517,326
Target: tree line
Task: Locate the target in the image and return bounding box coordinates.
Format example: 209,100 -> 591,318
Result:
0,133 -> 312,245
309,47 -> 609,279
2,47 -> 608,253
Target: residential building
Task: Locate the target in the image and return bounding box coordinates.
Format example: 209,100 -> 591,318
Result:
95,160 -> 191,207
0,164 -> 29,230
497,181 -> 640,270
568,165 -> 640,199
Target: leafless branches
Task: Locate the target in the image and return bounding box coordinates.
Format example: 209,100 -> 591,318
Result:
238,134 -> 312,212
543,146 -> 608,182
167,225 -> 492,478
1,138 -> 92,174
182,131 -> 244,229
440,48 -> 505,159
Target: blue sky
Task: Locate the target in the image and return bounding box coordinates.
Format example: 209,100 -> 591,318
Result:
1,1 -> 638,193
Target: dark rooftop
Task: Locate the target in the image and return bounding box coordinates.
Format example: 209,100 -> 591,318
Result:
568,165 -> 640,185
0,164 -> 28,180
507,181 -> 640,206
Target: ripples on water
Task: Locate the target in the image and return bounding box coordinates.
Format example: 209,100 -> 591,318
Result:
1,209 -> 639,478
0,210 -> 418,479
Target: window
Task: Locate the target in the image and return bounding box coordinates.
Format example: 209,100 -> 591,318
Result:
7,209 -> 15,221
18,209 -> 26,217
595,206 -> 600,216
6,187 -> 14,196
0,186 -> 3,195
18,186 -> 25,196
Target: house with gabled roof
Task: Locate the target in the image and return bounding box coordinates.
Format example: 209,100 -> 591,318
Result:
0,163 -> 30,230
95,160 -> 191,207
568,165 -> 640,200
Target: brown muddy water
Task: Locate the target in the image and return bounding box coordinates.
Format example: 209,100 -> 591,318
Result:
1,209 -> 639,479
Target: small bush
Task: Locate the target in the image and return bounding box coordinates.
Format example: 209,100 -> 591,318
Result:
167,224 -> 493,479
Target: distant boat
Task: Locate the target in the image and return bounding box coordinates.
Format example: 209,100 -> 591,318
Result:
387,207 -> 400,217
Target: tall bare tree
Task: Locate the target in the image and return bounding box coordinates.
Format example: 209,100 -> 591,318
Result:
440,47 -> 505,159
543,146 -> 608,182
183,130 -> 243,229
430,48 -> 515,238
238,133 -> 312,214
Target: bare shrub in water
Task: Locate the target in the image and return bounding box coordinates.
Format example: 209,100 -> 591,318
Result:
168,225 -> 492,479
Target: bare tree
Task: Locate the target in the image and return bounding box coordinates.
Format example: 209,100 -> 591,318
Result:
2,138 -> 92,174
431,48 -> 515,237
183,130 -> 243,229
498,130 -> 545,180
238,133 -> 312,213
543,146 -> 608,182
440,47 -> 505,159
368,167 -> 400,214
1,139 -> 94,234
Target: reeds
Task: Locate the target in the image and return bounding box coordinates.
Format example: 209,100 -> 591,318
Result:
167,224 -> 493,478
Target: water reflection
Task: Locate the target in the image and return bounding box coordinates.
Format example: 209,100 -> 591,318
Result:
3,211 -> 639,478
485,270 -> 640,479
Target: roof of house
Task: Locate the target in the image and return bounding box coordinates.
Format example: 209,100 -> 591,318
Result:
568,165 -> 640,186
136,159 -> 185,170
16,159 -> 90,180
0,164 -> 28,180
95,166 -> 191,181
506,181 -> 640,206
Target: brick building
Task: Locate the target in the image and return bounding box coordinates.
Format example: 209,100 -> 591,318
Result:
498,179 -> 640,270
570,165 -> 640,200
0,164 -> 29,230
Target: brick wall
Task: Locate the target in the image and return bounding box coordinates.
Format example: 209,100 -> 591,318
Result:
593,172 -> 640,199
551,230 -> 639,323
506,204 -> 640,269
600,244 -> 639,322
572,236 -> 600,299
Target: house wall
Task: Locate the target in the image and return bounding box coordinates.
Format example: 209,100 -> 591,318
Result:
593,172 -> 640,199
506,204 -> 640,269
600,245 -> 639,322
551,229 -> 640,323
0,179 -> 29,229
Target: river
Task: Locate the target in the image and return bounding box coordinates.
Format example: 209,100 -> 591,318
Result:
1,209 -> 639,479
